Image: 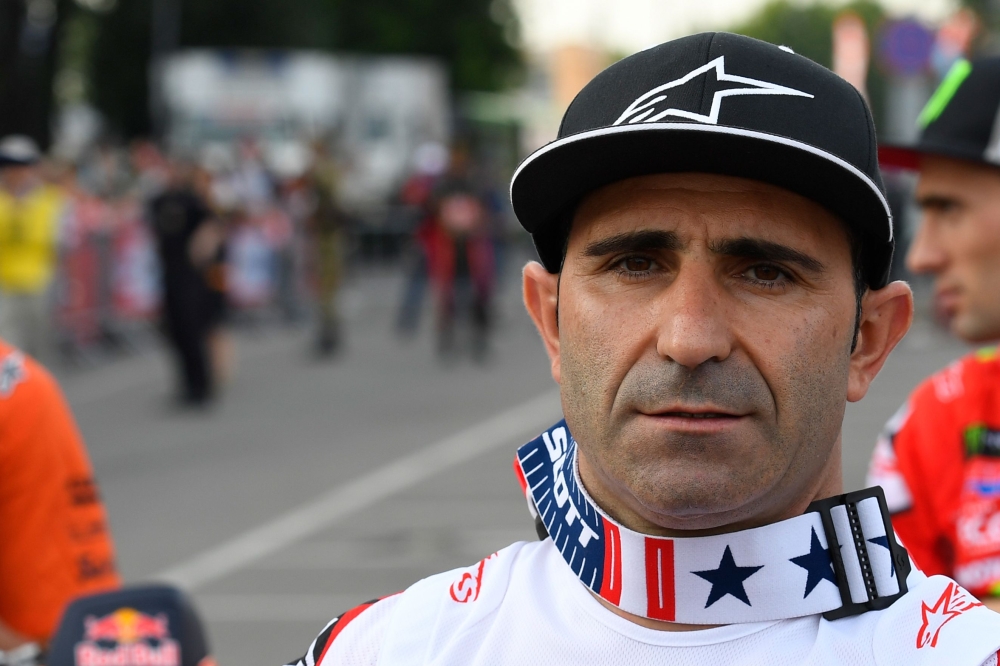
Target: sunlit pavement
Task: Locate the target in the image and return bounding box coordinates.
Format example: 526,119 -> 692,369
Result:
59,265 -> 969,665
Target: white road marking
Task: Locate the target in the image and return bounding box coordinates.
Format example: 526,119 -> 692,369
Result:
194,594 -> 372,623
155,389 -> 562,591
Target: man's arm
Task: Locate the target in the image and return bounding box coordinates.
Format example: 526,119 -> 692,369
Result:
0,618 -> 31,651
0,351 -> 119,644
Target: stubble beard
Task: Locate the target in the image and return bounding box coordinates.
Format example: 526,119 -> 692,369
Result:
559,340 -> 848,533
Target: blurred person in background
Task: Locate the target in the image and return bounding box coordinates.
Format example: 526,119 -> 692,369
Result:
305,141 -> 348,356
869,56 -> 1000,611
232,138 -> 275,215
148,160 -> 226,407
77,140 -> 131,202
128,139 -> 170,201
0,339 -> 120,660
395,142 -> 449,337
195,162 -> 236,388
428,146 -> 495,362
0,136 -> 66,361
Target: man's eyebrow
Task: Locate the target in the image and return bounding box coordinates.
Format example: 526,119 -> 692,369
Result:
582,230 -> 682,257
710,237 -> 825,273
916,194 -> 961,210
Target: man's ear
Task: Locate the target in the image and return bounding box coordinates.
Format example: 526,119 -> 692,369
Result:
847,281 -> 914,402
523,261 -> 562,384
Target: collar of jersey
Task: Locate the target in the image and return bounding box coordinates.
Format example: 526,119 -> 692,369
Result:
514,420 -> 903,625
555,548 -> 786,646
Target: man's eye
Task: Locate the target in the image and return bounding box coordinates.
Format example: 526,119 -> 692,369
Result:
749,265 -> 783,282
621,256 -> 653,272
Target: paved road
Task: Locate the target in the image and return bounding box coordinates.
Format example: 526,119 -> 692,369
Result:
58,264 -> 969,665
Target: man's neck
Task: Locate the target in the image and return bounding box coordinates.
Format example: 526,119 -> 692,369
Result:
576,441 -> 844,539
574,437 -> 844,630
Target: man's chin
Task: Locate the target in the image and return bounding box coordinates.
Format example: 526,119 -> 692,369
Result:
628,475 -> 777,533
951,311 -> 1000,343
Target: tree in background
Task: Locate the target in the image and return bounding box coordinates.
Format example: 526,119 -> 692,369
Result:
0,0 -> 76,147
330,0 -> 520,92
958,0 -> 1000,51
961,0 -> 995,30
84,0 -> 522,139
731,0 -> 887,130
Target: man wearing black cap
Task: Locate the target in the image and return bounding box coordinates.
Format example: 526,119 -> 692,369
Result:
288,34 -> 1000,665
869,57 -> 1000,613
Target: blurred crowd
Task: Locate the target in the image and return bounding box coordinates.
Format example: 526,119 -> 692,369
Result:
0,132 -> 508,406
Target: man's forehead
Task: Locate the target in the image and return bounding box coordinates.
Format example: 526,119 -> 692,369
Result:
916,155 -> 1000,199
571,173 -> 844,249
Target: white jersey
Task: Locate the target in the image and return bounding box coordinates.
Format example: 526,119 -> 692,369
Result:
289,540 -> 1000,666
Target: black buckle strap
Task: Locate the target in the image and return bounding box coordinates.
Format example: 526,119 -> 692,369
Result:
807,487 -> 912,620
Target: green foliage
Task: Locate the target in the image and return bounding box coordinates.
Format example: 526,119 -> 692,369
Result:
55,10 -> 99,105
85,0 -> 522,139
88,0 -> 153,137
731,0 -> 887,129
325,0 -> 521,91
960,0 -> 992,25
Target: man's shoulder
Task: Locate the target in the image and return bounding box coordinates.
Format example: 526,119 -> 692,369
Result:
905,348 -> 1000,412
287,596 -> 400,666
861,574 -> 1000,666
0,340 -> 58,406
296,541 -> 541,666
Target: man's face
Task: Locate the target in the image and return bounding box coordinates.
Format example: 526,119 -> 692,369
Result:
0,165 -> 34,193
910,156 -> 1000,342
550,173 -> 859,532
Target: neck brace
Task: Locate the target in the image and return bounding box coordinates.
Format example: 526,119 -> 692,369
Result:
514,421 -> 912,624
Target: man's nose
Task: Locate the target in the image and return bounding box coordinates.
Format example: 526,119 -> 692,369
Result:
655,266 -> 733,369
906,218 -> 947,275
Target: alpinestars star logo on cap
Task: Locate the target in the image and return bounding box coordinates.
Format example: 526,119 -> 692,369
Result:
613,56 -> 814,127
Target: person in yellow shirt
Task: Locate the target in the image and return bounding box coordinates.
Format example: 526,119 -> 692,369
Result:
0,136 -> 65,360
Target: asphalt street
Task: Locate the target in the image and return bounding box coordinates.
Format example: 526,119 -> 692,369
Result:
57,260 -> 970,665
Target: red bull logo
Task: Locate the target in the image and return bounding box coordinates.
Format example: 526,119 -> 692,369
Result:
75,608 -> 180,666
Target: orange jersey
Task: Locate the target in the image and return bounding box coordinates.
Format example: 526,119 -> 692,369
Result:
0,341 -> 120,642
867,347 -> 1000,597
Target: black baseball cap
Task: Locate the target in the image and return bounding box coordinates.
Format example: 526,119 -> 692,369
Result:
879,56 -> 1000,171
510,32 -> 895,289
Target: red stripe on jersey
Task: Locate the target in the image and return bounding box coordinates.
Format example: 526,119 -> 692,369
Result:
513,455 -> 528,496
315,594 -> 399,665
644,538 -> 675,621
599,520 -> 622,605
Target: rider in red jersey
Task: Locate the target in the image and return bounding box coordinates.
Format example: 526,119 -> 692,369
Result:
871,56 -> 1000,611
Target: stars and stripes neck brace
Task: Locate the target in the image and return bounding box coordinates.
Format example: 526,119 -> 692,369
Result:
514,420 -> 913,624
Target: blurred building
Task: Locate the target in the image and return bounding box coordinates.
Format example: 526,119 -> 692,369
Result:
156,50 -> 451,216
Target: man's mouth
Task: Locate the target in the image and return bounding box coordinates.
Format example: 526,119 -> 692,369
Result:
933,285 -> 962,320
661,411 -> 739,419
639,408 -> 749,433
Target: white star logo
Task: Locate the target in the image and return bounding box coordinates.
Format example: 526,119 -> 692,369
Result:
613,55 -> 814,127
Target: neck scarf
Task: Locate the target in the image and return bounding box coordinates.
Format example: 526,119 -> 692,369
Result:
514,421 -> 910,624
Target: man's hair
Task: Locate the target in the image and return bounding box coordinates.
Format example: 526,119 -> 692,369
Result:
555,218 -> 869,353
847,229 -> 867,353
